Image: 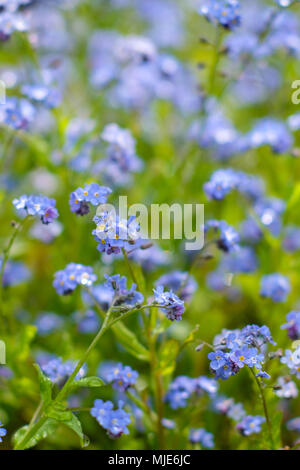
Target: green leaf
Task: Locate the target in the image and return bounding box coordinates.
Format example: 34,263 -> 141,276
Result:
271,411 -> 283,450
13,419 -> 59,450
63,414 -> 87,447
70,376 -> 105,389
34,364 -> 52,405
45,402 -> 73,422
111,321 -> 150,362
158,339 -> 179,378
131,263 -> 146,294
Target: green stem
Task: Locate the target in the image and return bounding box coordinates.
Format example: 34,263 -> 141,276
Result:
249,368 -> 274,449
208,27 -> 223,95
147,310 -> 165,450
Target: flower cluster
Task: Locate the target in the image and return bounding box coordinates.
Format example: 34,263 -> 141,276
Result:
199,0 -> 241,30
104,274 -> 144,307
13,195 -> 59,224
96,123 -> 143,186
69,183 -> 112,216
53,263 -> 97,295
153,286 -> 185,321
40,357 -> 86,385
93,211 -> 140,255
99,362 -> 138,392
203,169 -> 264,201
165,375 -> 218,409
90,399 -> 131,438
208,325 -> 274,380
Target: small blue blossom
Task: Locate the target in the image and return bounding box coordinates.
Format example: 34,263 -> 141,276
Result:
93,211 -> 140,255
69,183 -> 112,216
0,260 -> 31,287
205,219 -> 240,252
13,194 -> 59,224
199,0 -> 241,30
153,285 -> 185,321
104,274 -> 144,307
254,197 -> 285,237
274,377 -> 298,398
281,311 -> 300,340
236,415 -> 265,436
189,428 -> 214,448
74,309 -> 100,334
260,273 -> 290,302
282,226 -> 300,252
35,313 -> 63,336
100,362 -> 138,392
247,118 -> 293,154
155,271 -> 197,302
0,422 -> 7,443
53,263 -> 97,295
90,399 -> 131,438
41,357 -> 86,385
165,376 -> 196,409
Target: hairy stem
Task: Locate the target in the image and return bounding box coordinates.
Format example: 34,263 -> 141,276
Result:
250,368 -> 274,449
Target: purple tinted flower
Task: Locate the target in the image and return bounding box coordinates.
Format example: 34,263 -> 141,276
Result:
13,194 -> 59,224
153,285 -> 185,321
281,311 -> 300,340
69,183 -> 112,216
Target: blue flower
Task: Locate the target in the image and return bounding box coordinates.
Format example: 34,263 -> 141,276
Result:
199,0 -> 241,30
189,428 -> 214,448
53,263 -> 97,295
165,376 -> 196,409
260,273 -> 290,302
93,211 -> 140,255
274,377 -> 298,398
0,422 -> 7,443
69,183 -> 112,216
282,226 -> 300,252
205,219 -> 240,252
204,169 -> 264,201
41,357 -> 86,385
0,260 -> 31,287
2,97 -> 34,129
74,309 -> 100,334
236,415 -> 265,436
153,285 -> 185,321
281,311 -> 300,340
100,362 -> 138,392
35,313 -> 63,336
155,271 -> 197,302
104,274 -> 144,307
13,194 -> 59,224
90,399 -> 131,438
96,123 -> 143,187
254,197 -> 285,237
247,118 -> 293,154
